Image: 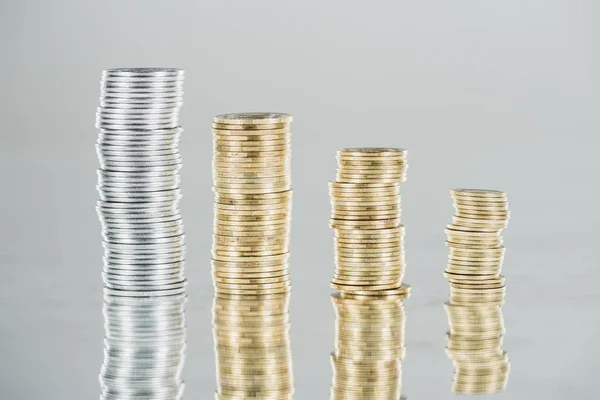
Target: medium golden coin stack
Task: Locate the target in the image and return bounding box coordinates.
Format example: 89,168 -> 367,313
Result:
329,148 -> 409,293
213,292 -> 294,399
211,113 -> 295,399
330,292 -> 408,400
211,113 -> 293,296
444,189 -> 510,394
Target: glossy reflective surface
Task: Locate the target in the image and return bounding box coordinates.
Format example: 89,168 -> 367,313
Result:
2,1 -> 600,398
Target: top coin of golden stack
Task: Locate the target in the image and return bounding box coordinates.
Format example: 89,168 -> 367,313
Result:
212,113 -> 293,296
329,148 -> 410,295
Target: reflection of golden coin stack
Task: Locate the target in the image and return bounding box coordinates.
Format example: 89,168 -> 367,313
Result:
329,148 -> 409,293
444,189 -> 510,394
211,113 -> 295,398
330,292 -> 408,400
211,113 -> 293,296
213,292 -> 294,399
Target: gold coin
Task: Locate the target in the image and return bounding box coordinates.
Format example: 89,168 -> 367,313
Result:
335,226 -> 404,238
331,200 -> 401,208
215,188 -> 292,196
331,219 -> 400,230
213,168 -> 290,177
213,229 -> 290,238
214,141 -> 291,150
214,176 -> 291,186
214,235 -> 288,245
331,281 -> 401,291
214,148 -> 291,157
216,285 -> 292,296
337,148 -> 406,157
330,214 -> 401,222
334,235 -> 403,243
212,121 -> 290,130
215,209 -> 291,218
213,112 -> 293,125
213,202 -> 292,211
214,198 -> 292,206
213,129 -> 290,138
329,181 -> 400,191
335,242 -> 401,250
213,136 -> 291,144
336,173 -> 405,180
449,246 -> 505,255
451,188 -> 506,198
214,275 -> 290,286
212,254 -> 289,265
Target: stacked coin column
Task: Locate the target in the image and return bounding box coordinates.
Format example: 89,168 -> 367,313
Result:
95,68 -> 187,400
330,293 -> 407,400
443,189 -> 510,394
211,113 -> 294,399
329,148 -> 409,294
328,148 -> 410,400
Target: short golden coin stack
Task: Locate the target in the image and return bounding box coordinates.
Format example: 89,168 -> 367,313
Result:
212,292 -> 294,399
330,292 -> 408,400
444,189 -> 510,394
211,113 -> 295,399
329,148 -> 409,293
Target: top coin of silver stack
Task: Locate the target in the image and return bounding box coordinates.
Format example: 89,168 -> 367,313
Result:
211,113 -> 293,296
96,68 -> 187,297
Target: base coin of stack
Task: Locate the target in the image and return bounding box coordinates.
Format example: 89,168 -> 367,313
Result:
330,292 -> 408,400
95,68 -> 187,399
329,148 -> 409,293
212,292 -> 294,400
211,113 -> 293,296
444,189 -> 510,394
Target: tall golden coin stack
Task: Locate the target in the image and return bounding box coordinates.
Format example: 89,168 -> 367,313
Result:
212,292 -> 294,400
329,148 -> 409,293
444,189 -> 510,394
330,292 -> 408,400
211,113 -> 295,399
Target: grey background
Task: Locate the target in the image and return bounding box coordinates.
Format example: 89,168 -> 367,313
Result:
1,0 -> 599,398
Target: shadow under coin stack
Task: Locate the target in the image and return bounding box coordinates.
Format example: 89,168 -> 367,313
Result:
443,189 -> 510,394
95,68 -> 187,400
211,113 -> 294,399
212,292 -> 294,400
328,148 -> 410,399
330,292 -> 408,400
329,148 -> 409,294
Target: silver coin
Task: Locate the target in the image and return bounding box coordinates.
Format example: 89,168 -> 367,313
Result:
104,262 -> 185,273
103,285 -> 187,298
98,133 -> 181,142
102,80 -> 184,89
98,168 -> 180,178
102,68 -> 184,77
96,116 -> 180,126
97,204 -> 180,214
103,229 -> 184,240
104,247 -> 186,258
99,192 -> 182,203
99,164 -> 182,173
98,127 -> 182,135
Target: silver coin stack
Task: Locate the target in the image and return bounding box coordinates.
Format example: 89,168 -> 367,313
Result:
95,68 -> 187,400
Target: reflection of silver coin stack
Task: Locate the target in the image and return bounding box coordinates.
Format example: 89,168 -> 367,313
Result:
95,68 -> 187,399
